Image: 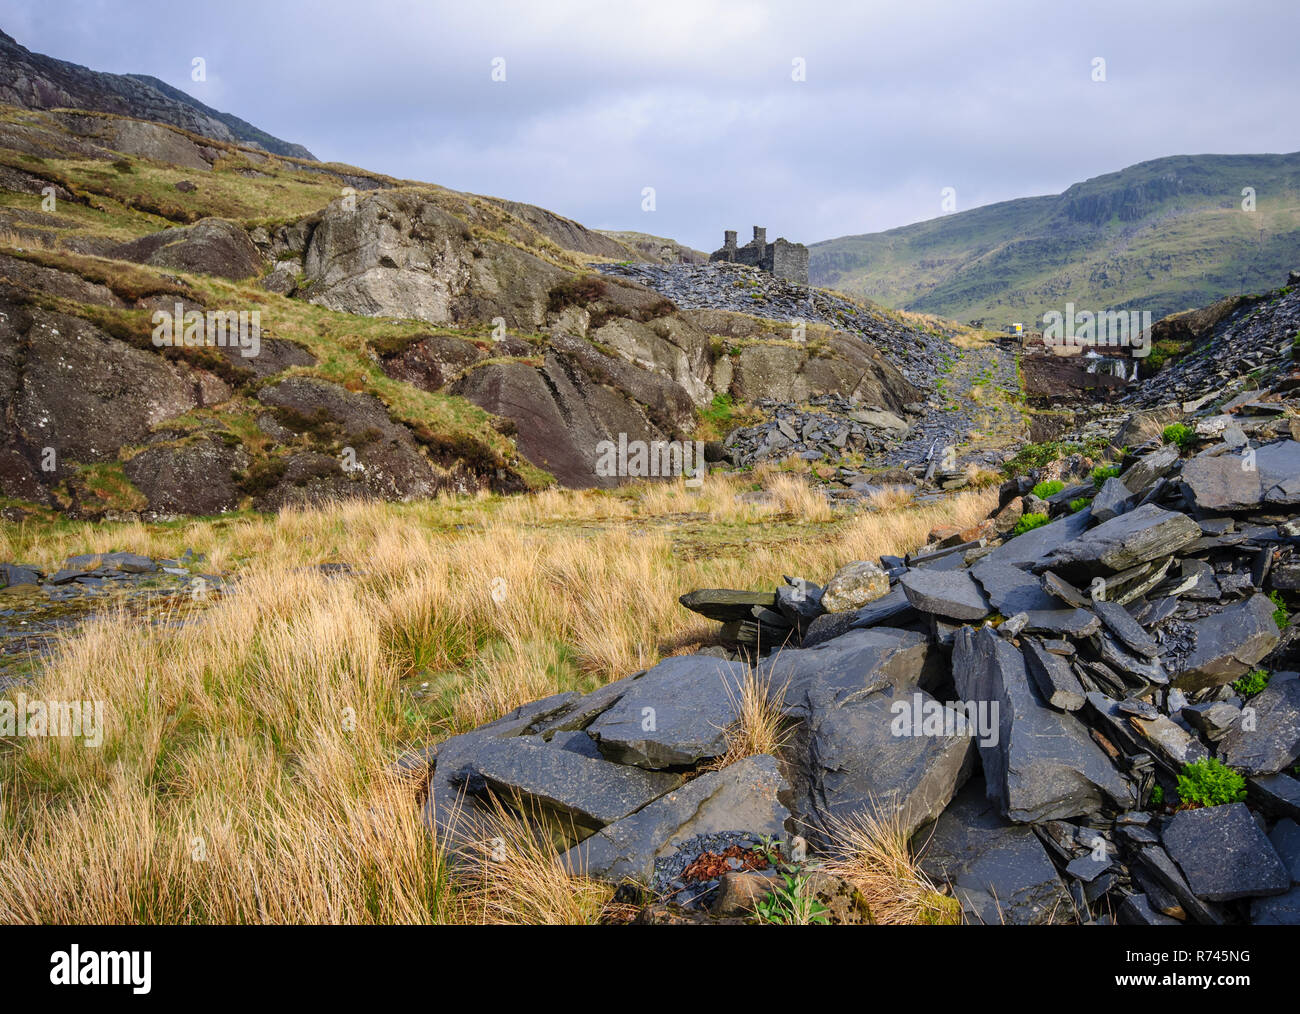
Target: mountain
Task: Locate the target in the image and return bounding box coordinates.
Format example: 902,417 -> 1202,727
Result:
0,28 -> 315,159
811,153 -> 1300,327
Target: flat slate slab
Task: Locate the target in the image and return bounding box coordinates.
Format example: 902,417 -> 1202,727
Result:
1023,637 -> 1086,711
453,735 -> 680,830
1168,594 -> 1282,694
1215,672 -> 1300,774
1022,608 -> 1101,638
914,780 -> 1072,925
898,566 -> 990,621
678,588 -> 777,622
587,654 -> 749,768
791,683 -> 975,842
1250,886 -> 1300,925
971,559 -> 1058,614
1162,802 -> 1290,902
561,754 -> 791,883
1256,440 -> 1300,505
1092,599 -> 1158,657
1036,504 -> 1201,580
1182,452 -> 1262,511
759,625 -> 937,719
953,625 -> 1135,823
985,508 -> 1091,568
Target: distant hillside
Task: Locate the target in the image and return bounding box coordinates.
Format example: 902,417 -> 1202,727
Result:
811,153 -> 1300,327
0,28 -> 315,159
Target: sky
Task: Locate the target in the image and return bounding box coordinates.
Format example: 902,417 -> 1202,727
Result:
7,0 -> 1300,251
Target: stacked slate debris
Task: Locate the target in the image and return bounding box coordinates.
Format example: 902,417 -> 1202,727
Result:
406,418 -> 1300,924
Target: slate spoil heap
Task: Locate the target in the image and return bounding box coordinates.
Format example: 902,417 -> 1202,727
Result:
405,422 -> 1300,924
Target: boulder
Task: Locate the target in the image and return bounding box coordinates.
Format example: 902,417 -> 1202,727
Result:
112,217 -> 263,280
1181,452 -> 1263,511
561,754 -> 791,883
759,626 -> 938,719
790,682 -> 975,843
1090,477 -> 1136,523
820,560 -> 891,613
1162,803 -> 1291,902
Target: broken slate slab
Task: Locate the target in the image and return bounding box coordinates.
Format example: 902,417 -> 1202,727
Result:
953,625 -> 1136,822
986,508 -> 1092,567
1091,477 -> 1136,524
678,588 -> 777,622
561,754 -> 791,883
790,683 -> 976,843
1023,638 -> 1087,711
1167,593 -> 1281,694
971,559 -> 1058,614
1162,802 -> 1291,902
1215,672 -> 1300,775
1250,887 -> 1300,924
914,779 -> 1072,925
1035,504 -> 1201,580
1022,608 -> 1101,638
1269,817 -> 1300,884
1093,599 -> 1158,657
587,654 -> 748,768
898,566 -> 990,621
1247,773 -> 1300,820
452,735 -> 680,831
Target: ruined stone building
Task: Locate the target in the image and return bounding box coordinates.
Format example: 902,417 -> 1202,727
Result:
709,226 -> 809,285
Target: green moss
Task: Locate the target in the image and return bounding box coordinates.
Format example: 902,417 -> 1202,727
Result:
1091,464 -> 1120,485
1012,512 -> 1049,536
1148,785 -> 1164,808
1031,479 -> 1065,499
1069,496 -> 1092,513
1232,669 -> 1270,697
1175,757 -> 1246,808
1161,423 -> 1196,453
1269,590 -> 1290,630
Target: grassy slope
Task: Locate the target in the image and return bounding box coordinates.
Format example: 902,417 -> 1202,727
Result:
811,152 -> 1300,327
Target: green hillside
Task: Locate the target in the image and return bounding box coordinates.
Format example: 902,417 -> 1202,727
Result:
810,152 -> 1300,327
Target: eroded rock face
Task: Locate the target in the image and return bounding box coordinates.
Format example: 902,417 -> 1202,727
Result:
301,190 -> 567,328
112,218 -> 264,280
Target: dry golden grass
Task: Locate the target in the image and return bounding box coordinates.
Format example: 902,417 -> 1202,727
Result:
822,806 -> 962,925
864,483 -> 916,511
716,666 -> 790,769
0,476 -> 995,923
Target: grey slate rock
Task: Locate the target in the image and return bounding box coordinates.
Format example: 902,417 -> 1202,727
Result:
1250,887 -> 1300,924
972,559 -> 1058,614
0,563 -> 40,587
1181,452 -> 1263,511
953,626 -> 1136,822
802,585 -> 915,646
561,754 -> 791,883
1268,817 -> 1300,884
1133,844 -> 1227,925
1022,608 -> 1101,638
454,735 -> 680,830
1248,773 -> 1300,820
1215,672 -> 1300,774
914,780 -> 1072,925
1093,599 -> 1158,657
986,508 -> 1092,567
1119,443 -> 1181,499
1181,701 -> 1241,741
758,625 -> 938,719
1022,637 -> 1087,711
1091,477 -> 1136,523
678,588 -> 777,622
1167,594 -> 1281,694
898,566 -> 990,621
587,654 -> 748,768
1256,440 -> 1300,505
1118,893 -> 1182,926
790,683 -> 975,842
1162,802 -> 1291,902
1036,504 -> 1201,580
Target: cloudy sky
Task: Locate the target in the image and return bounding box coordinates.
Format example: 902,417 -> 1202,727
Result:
8,0 -> 1300,250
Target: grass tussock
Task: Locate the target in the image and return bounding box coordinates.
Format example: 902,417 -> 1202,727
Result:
823,806 -> 962,925
0,477 -> 995,923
